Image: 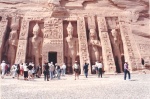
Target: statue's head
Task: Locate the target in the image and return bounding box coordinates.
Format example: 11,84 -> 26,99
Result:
67,22 -> 73,37
33,23 -> 40,37
89,29 -> 97,39
111,29 -> 118,41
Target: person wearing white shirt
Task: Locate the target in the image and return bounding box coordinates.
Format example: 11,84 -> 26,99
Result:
62,63 -> 66,76
49,62 -> 54,80
11,64 -> 17,78
1,60 -> 6,79
97,62 -> 103,78
23,63 -> 28,80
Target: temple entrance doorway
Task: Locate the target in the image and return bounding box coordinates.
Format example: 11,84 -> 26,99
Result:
48,52 -> 57,65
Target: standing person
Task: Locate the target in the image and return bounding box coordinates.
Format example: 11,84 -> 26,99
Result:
97,62 -> 103,78
83,62 -> 89,78
36,66 -> 41,78
43,63 -> 49,81
141,58 -> 146,74
32,66 -> 36,80
49,62 -> 54,80
62,63 -> 66,76
7,63 -> 11,76
55,63 -> 61,79
5,63 -> 8,75
20,63 -> 23,76
23,63 -> 28,80
124,62 -> 131,80
16,64 -> 20,79
11,64 -> 17,79
1,60 -> 7,79
95,62 -> 98,74
27,63 -> 33,80
73,61 -> 80,80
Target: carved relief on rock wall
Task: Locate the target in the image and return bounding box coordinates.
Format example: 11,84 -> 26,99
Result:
15,19 -> 29,64
44,18 -> 62,39
97,17 -> 116,73
64,21 -> 79,73
2,17 -> 20,66
43,18 -> 63,67
119,16 -> 137,71
27,22 -> 43,66
0,16 -> 8,62
77,17 -> 91,74
87,16 -> 102,66
106,17 -> 124,72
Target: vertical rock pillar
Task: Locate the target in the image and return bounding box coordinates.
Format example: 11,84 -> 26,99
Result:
119,16 -> 138,71
77,17 -> 91,74
15,19 -> 29,64
0,16 -> 8,62
97,16 -> 116,74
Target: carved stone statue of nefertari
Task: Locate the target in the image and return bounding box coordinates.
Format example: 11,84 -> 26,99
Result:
28,23 -> 43,67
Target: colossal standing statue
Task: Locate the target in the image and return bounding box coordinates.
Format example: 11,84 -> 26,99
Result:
88,29 -> 102,64
110,29 -> 123,72
4,22 -> 19,66
28,23 -> 43,67
64,22 -> 79,73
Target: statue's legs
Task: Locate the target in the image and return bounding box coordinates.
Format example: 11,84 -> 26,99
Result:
7,45 -> 15,66
35,55 -> 39,67
72,56 -> 76,74
95,51 -> 100,62
67,56 -> 71,74
117,55 -> 123,72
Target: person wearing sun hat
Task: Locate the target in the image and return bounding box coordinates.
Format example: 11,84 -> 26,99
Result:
1,60 -> 7,79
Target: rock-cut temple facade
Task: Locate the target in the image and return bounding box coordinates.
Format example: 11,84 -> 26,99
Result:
0,0 -> 149,74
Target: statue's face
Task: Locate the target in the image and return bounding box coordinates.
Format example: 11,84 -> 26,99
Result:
90,29 -> 96,39
33,30 -> 39,36
67,28 -> 73,36
111,29 -> 117,40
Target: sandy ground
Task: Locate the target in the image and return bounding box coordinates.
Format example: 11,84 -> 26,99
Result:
1,73 -> 150,99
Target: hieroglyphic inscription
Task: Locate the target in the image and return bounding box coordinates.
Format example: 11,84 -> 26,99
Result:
15,40 -> 27,63
139,44 -> 150,55
0,16 -> 7,47
77,17 -> 91,74
43,18 -> 63,65
15,19 -> 30,63
97,17 -> 107,32
44,18 -> 63,39
119,16 -> 136,70
88,16 -> 96,29
0,16 -> 8,62
19,19 -> 30,40
97,17 -> 116,73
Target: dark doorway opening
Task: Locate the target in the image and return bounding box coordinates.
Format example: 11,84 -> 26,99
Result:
115,56 -> 121,73
48,52 -> 57,65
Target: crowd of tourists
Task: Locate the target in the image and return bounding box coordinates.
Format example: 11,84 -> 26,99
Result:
0,61 -> 42,80
0,60 -> 131,81
43,62 -> 66,81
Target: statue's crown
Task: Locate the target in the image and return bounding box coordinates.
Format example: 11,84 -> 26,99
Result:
67,22 -> 73,30
33,23 -> 39,32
